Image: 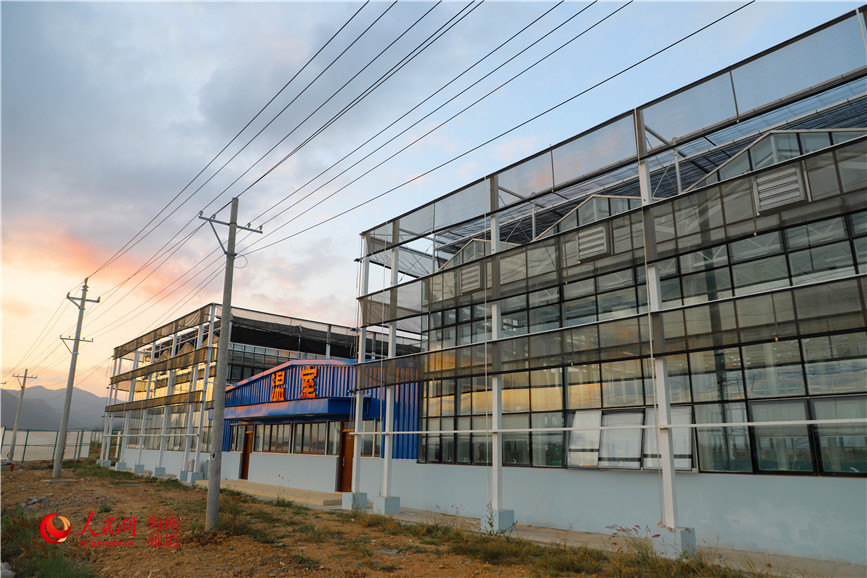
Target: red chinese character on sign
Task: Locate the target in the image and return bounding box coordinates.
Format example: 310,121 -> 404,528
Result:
78,512 -> 136,538
299,367 -> 318,399
166,516 -> 179,533
147,515 -> 179,547
116,516 -> 136,536
78,512 -> 101,537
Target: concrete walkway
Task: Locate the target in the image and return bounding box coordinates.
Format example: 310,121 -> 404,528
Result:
191,479 -> 866,577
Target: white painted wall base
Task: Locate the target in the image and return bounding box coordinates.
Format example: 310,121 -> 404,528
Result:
354,459 -> 866,565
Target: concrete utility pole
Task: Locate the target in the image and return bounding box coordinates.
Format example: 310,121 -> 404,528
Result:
200,198 -> 261,531
7,369 -> 37,462
53,278 -> 100,478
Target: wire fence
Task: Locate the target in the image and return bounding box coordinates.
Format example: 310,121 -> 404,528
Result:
0,428 -> 102,462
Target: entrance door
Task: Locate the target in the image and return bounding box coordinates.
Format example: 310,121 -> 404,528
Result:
337,429 -> 354,492
240,426 -> 254,480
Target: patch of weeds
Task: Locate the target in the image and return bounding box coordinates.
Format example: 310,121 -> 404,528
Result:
217,496 -> 275,544
175,497 -> 207,514
1,505 -> 94,577
291,553 -> 321,570
352,511 -> 402,534
273,497 -> 294,508
219,487 -> 251,502
294,522 -> 337,541
150,477 -> 188,492
343,536 -> 373,558
247,508 -> 284,525
97,503 -> 112,513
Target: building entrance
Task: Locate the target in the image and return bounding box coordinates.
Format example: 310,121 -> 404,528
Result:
239,426 -> 253,480
337,429 -> 354,492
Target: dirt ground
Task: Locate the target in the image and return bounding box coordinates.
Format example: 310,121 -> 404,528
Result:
1,464 -> 535,577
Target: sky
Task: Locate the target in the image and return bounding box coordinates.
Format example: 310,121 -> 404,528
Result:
1,0 -> 861,399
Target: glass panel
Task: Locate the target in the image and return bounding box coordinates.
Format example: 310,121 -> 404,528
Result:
664,354 -> 692,404
530,368 -> 563,411
788,242 -> 854,285
327,422 -> 340,455
472,415 -> 491,465
601,359 -> 644,407
690,348 -> 745,401
805,151 -> 840,200
566,364 -> 601,409
531,412 -> 564,467
643,406 -> 693,470
802,333 -> 867,395
440,417 -> 455,463
562,296 -> 597,327
799,132 -> 831,153
529,305 -> 561,333
785,217 -> 846,250
599,411 -> 643,469
567,410 -> 601,467
812,397 -> 867,474
456,416 -> 471,464
751,400 -> 813,472
681,268 -> 732,304
425,418 -> 440,462
743,340 -> 805,398
837,139 -> 867,193
680,245 -> 728,273
731,254 -> 789,294
597,288 -> 637,320
694,402 -> 752,472
730,232 -> 782,263
502,414 -> 530,466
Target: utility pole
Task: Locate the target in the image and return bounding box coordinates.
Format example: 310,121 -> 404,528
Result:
200,198 -> 261,530
7,369 -> 37,462
53,278 -> 100,478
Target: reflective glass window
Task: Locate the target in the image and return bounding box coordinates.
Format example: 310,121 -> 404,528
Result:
812,397 -> 867,474
788,242 -> 854,284
502,414 -> 530,466
456,416 -> 472,464
567,410 -> 601,467
565,364 -> 601,409
602,359 -> 644,407
743,340 -> 805,398
750,400 -> 813,472
643,407 -> 693,470
562,296 -> 597,327
802,333 -> 867,395
731,254 -> 789,294
690,348 -> 745,401
530,368 -> 563,411
531,412 -> 564,467
694,403 -> 752,472
599,411 -> 643,469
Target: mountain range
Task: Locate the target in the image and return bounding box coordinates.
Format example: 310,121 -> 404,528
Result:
1,385 -> 109,431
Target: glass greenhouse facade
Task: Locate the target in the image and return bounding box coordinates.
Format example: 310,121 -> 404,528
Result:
350,10 -> 867,558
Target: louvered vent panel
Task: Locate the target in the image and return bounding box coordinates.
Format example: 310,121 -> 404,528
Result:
460,264 -> 481,293
754,165 -> 805,212
577,225 -> 609,260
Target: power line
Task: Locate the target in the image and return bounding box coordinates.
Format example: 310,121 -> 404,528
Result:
87,1 -> 372,279
7,3 -> 374,379
246,1 -> 755,254
219,1 -> 480,208
250,0 -> 571,226
249,0 -> 593,231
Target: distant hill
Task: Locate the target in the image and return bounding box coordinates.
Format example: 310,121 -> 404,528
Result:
1,386 -> 109,431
